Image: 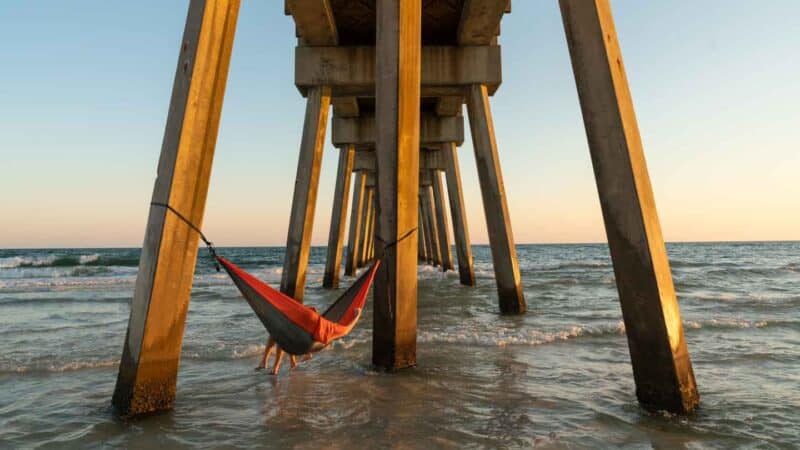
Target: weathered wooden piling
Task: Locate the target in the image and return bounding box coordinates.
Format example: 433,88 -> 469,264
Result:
420,183 -> 441,267
559,0 -> 699,413
417,208 -> 427,261
364,189 -> 377,263
466,84 -> 526,314
420,200 -> 434,265
431,170 -> 454,271
345,171 -> 366,276
113,0 -> 240,416
280,84 -> 331,301
441,142 -> 475,285
323,145 -> 355,288
426,184 -> 443,267
372,0 -> 421,370
358,187 -> 374,268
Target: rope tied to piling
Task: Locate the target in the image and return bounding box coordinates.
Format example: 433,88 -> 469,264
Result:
150,202 -> 220,272
373,226 -> 418,320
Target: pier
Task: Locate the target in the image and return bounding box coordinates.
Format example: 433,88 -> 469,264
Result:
113,0 -> 699,417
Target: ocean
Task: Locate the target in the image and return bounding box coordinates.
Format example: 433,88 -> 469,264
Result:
0,242 -> 798,448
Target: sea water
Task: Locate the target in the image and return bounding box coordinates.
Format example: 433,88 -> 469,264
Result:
0,243 -> 798,448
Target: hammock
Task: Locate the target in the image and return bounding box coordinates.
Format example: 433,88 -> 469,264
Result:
148,202 -> 391,357
218,257 -> 379,355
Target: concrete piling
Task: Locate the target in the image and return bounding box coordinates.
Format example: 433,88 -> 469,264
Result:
358,187 -> 374,268
323,145 -> 355,288
466,84 -> 526,314
441,142 -> 475,285
431,170 -> 454,271
372,0 -> 421,370
345,171 -> 366,276
280,85 -> 331,301
113,0 -> 241,417
559,0 -> 699,413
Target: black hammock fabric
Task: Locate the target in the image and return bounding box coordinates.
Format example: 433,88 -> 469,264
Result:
218,256 -> 379,356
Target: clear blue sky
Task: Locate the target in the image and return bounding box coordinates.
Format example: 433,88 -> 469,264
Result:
1,1 -> 798,248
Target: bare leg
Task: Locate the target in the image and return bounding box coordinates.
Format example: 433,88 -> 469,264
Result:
270,347 -> 285,375
302,353 -> 313,362
290,355 -> 298,369
257,338 -> 276,370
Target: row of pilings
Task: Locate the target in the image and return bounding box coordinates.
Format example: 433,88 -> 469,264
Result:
112,0 -> 700,418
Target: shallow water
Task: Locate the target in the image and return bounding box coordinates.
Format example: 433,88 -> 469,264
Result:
1,243 -> 798,448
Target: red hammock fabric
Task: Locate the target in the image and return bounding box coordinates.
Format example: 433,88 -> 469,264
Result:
218,257 -> 378,346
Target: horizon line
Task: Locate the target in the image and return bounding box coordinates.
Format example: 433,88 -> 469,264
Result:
2,239 -> 798,251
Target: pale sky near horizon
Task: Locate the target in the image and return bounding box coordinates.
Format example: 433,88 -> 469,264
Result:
1,1 -> 798,248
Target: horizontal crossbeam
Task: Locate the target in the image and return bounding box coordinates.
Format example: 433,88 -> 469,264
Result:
332,114 -> 464,147
295,46 -> 502,96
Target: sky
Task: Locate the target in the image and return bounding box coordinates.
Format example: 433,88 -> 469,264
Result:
0,1 -> 798,248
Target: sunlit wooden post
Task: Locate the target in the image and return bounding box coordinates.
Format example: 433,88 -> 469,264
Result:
431,170 -> 454,271
466,84 -> 526,314
372,0 -> 421,369
422,184 -> 441,267
559,0 -> 699,413
417,208 -> 427,262
323,144 -> 355,288
113,0 -> 240,417
442,142 -> 475,285
280,84 -> 331,300
359,187 -> 374,268
345,171 -> 366,276
419,197 -> 434,264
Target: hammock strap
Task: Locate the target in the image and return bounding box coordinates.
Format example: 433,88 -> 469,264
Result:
374,227 -> 418,260
372,226 -> 418,321
150,202 -> 220,272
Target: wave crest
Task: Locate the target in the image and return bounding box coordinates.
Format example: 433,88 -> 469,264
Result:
0,253 -> 140,269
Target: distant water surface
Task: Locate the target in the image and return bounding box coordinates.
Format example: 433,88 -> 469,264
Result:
0,242 -> 798,448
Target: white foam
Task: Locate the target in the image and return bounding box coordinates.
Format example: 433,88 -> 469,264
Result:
79,253 -> 100,264
416,324 -> 622,348
0,255 -> 57,269
2,359 -> 119,374
683,318 -> 769,330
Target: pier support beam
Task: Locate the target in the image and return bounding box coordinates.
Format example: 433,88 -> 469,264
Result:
559,0 -> 699,413
364,191 -> 376,263
466,84 -> 526,313
358,187 -> 374,268
420,200 -> 434,264
442,142 -> 475,285
422,185 -> 442,267
345,171 -> 366,276
323,145 -> 355,288
372,0 -> 421,370
113,0 -> 240,417
431,170 -> 454,271
418,209 -> 427,261
368,208 -> 376,260
281,85 -> 331,301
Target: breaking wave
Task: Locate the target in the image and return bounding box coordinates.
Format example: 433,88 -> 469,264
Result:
0,253 -> 140,269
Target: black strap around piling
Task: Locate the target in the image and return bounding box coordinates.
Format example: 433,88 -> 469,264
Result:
374,227 -> 418,260
373,226 -> 419,321
150,202 -> 220,271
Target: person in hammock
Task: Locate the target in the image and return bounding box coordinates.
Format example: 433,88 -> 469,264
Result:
255,304 -> 318,374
